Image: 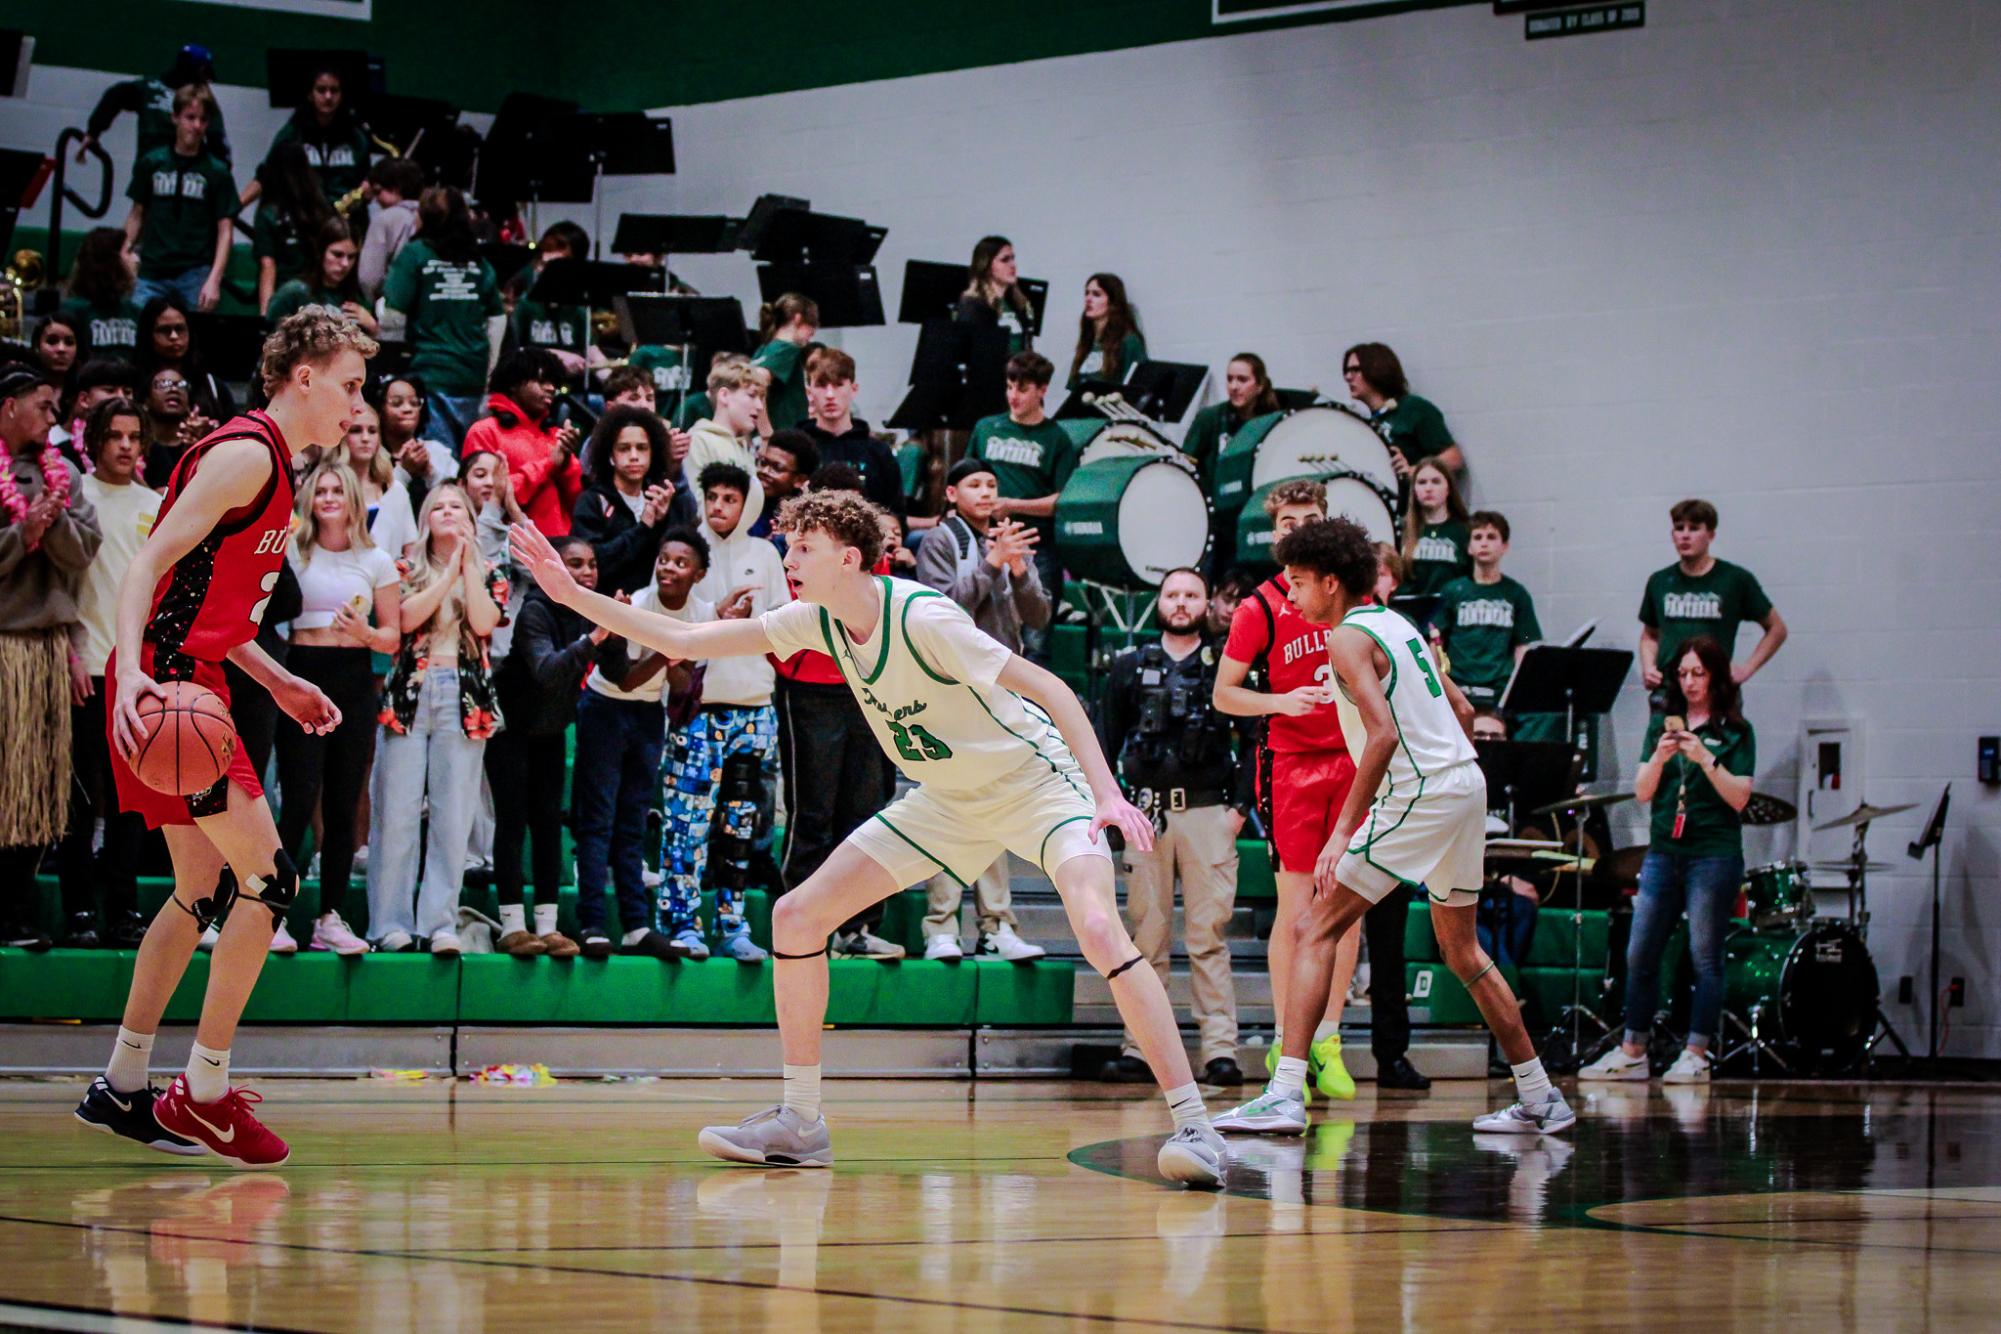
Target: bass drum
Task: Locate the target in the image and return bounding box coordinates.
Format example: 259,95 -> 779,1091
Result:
1723,922 -> 1879,1074
1058,416 -> 1187,469
1214,404 -> 1399,515
1055,456 -> 1211,589
1235,472 -> 1398,566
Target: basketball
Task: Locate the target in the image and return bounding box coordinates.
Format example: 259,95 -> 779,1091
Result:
131,682 -> 238,796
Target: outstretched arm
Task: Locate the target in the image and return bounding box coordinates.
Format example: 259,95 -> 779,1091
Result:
508,522 -> 773,660
997,655 -> 1154,853
1313,627 -> 1400,894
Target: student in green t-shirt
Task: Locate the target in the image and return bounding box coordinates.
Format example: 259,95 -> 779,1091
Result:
751,292 -> 820,432
967,350 -> 1075,661
255,65 -> 373,209
79,47 -> 234,186
1581,634 -> 1756,1086
1182,352 -> 1281,488
125,86 -> 236,312
1396,457 -> 1472,609
1637,497 -> 1788,693
955,235 -> 1034,355
251,143 -> 332,315
510,222 -> 598,381
266,217 -> 379,334
380,186 -> 506,450
1067,273 -> 1145,391
60,228 -> 144,360
1435,510 -> 1543,710
1342,340 -> 1464,480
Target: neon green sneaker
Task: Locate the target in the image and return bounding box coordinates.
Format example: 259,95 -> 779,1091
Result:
1312,1034 -> 1356,1101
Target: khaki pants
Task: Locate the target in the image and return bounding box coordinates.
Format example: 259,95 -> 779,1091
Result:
923,856 -> 1017,937
1121,805 -> 1240,1063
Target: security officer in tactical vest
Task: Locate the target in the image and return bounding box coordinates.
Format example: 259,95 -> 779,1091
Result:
1096,568 -> 1255,1086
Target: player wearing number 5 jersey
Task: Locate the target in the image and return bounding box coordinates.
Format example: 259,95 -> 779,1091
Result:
74,309 -> 373,1169
510,490 -> 1229,1188
1215,517 -> 1575,1139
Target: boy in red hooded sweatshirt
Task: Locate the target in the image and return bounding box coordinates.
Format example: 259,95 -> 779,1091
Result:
461,348 -> 582,536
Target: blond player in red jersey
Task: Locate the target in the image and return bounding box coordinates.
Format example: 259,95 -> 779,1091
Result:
73,308 -> 373,1167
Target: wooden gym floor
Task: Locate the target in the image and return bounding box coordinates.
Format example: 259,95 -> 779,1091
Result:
0,1077 -> 1995,1331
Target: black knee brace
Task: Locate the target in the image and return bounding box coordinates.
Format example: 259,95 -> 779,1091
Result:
172,868 -> 239,930
711,753 -> 762,890
1104,954 -> 1147,981
237,849 -> 301,927
772,945 -> 828,960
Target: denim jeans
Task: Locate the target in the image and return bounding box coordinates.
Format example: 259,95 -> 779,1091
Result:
134,270 -> 209,307
572,691 -> 665,936
1623,849 -> 1744,1046
367,668 -> 486,940
1476,884 -> 1539,971
427,392 -> 486,454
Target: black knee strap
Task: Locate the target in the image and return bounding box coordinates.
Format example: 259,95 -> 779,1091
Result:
238,850 -> 301,927
772,945 -> 828,960
1466,958 -> 1498,988
172,868 -> 238,930
1105,954 -> 1147,981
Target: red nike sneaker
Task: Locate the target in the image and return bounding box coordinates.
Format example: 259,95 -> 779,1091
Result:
151,1075 -> 291,1168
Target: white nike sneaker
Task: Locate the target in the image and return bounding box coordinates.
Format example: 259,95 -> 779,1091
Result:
267,922 -> 298,955
976,925 -> 1047,962
1472,1091 -> 1577,1136
1578,1045 -> 1650,1081
1157,1124 -> 1227,1188
1662,1048 -> 1713,1084
1212,1087 -> 1309,1136
923,934 -> 964,961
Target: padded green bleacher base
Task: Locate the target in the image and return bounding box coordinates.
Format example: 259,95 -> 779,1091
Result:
0,948 -> 1073,1027
1402,902 -> 1610,970
1406,960 -> 1519,1026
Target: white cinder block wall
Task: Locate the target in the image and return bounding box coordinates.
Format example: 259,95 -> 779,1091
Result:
12,0 -> 1997,1055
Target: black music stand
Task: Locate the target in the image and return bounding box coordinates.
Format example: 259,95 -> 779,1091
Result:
1388,592 -> 1441,630
898,260 -> 970,324
529,258 -> 664,309
886,319 -> 1009,432
748,207 -> 883,266
264,49 -> 371,109
1276,387 -> 1323,411
1122,360 -> 1206,424
1054,377 -> 1126,420
738,193 -> 810,254
361,93 -> 459,162
1908,784 -> 1951,1069
1475,740 -> 1574,835
546,113 -> 675,261
1501,646 -> 1631,754
755,262 -> 884,328
478,242 -> 536,293
614,294 -> 750,414
612,213 -> 738,262
476,92 -> 585,226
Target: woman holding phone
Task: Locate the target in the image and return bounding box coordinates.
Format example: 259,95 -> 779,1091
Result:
1581,635 -> 1754,1085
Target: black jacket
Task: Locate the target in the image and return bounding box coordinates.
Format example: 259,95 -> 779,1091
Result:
801,418 -> 905,519
568,482 -> 695,595
493,588 -> 600,736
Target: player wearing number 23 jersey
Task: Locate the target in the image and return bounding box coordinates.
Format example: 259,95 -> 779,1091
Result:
1329,603 -> 1487,907
758,576 -> 1112,889
108,411 -> 297,826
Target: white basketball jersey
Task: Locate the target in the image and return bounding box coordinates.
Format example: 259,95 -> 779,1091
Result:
1331,604 -> 1478,796
760,576 -> 1087,796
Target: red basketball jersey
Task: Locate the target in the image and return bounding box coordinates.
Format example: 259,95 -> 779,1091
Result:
1222,572 -> 1348,754
145,412 -> 297,669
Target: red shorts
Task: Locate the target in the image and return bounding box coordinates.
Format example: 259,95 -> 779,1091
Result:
107,645 -> 263,830
1260,747 -> 1358,876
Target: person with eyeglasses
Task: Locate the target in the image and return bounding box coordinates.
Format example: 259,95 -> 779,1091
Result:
1342,342 -> 1464,482
140,365 -> 205,488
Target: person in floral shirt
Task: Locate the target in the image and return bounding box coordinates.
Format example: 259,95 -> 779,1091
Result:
365,481 -> 507,954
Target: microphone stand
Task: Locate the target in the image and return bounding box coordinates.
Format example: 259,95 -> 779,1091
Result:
1907,784 -> 1951,1072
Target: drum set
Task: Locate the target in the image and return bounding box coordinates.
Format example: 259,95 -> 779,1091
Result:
1498,788 -> 1916,1076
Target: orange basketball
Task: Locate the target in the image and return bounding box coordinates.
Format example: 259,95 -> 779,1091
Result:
131,681 -> 239,796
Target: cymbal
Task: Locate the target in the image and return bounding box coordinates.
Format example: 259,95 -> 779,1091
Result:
1530,791 -> 1633,818
1485,838 -> 1564,852
1810,861 -> 1896,874
1740,792 -> 1797,826
1813,802 -> 1917,832
1589,846 -> 1650,885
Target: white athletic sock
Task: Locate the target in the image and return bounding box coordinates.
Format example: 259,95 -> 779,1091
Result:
1511,1057 -> 1553,1104
622,928 -> 649,947
106,1027 -> 153,1094
498,904 -> 527,935
1271,1056 -> 1309,1102
186,1042 -> 230,1103
1163,1081 -> 1209,1130
533,903 -> 558,936
783,1063 -> 823,1121
1313,1019 -> 1339,1042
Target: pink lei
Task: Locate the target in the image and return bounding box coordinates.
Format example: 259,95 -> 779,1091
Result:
0,446 -> 73,551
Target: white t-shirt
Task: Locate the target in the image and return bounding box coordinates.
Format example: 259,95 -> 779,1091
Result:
76,474 -> 163,675
616,488 -> 647,522
759,575 -> 1075,794
586,586 -> 714,703
288,543 -> 401,630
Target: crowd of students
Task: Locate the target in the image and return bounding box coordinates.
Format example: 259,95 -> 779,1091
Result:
4,58 -> 1796,1082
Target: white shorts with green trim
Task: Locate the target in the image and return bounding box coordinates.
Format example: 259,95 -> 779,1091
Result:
1336,761 -> 1487,909
848,765 -> 1113,890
